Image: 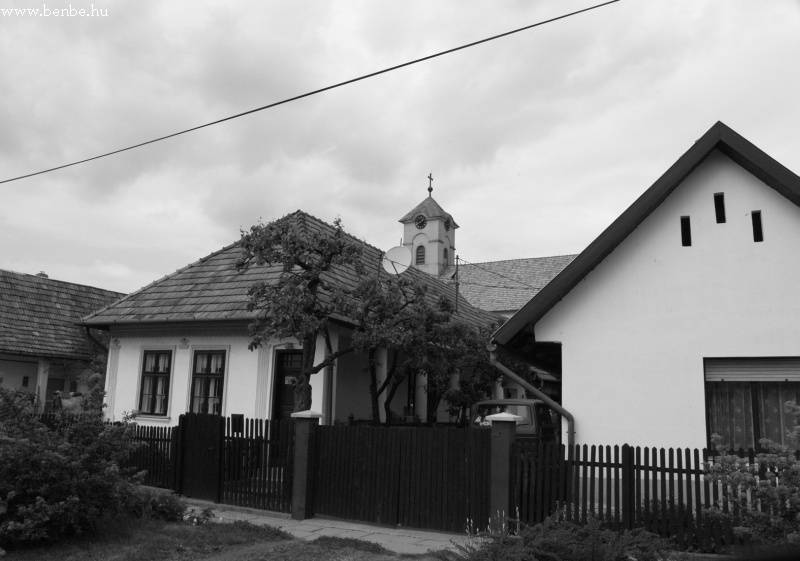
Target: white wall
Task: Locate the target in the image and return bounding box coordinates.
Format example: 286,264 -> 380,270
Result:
534,151 -> 800,449
106,334 -> 263,425
104,325 -> 358,426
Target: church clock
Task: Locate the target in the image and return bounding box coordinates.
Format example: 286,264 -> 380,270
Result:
415,215 -> 427,229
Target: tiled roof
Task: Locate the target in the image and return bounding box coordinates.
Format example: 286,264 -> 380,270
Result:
398,195 -> 459,228
0,269 -> 124,359
439,256 -> 576,313
81,211 -> 498,332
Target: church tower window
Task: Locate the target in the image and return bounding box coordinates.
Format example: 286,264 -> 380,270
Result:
416,246 -> 426,265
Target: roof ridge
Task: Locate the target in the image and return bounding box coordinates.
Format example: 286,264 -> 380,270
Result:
0,267 -> 124,297
454,254 -> 579,267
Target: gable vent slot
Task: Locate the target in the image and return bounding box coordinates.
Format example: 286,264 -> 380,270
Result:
752,211 -> 763,242
680,216 -> 692,247
714,193 -> 726,223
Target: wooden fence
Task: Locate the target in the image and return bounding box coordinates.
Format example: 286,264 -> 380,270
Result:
222,417 -> 294,512
515,442 -> 755,553
123,425 -> 177,488
313,425 -> 491,532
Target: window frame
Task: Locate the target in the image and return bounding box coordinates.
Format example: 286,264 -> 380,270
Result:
188,346 -> 229,415
137,348 -> 174,417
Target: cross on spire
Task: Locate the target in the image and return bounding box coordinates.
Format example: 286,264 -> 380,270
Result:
427,172 -> 433,196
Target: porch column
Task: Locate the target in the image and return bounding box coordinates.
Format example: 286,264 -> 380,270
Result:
415,371 -> 427,422
105,339 -> 121,421
35,358 -> 49,414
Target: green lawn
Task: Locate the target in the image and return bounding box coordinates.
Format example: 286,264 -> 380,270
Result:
3,517 -> 445,561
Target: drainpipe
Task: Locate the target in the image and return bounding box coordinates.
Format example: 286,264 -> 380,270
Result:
487,343 -> 575,449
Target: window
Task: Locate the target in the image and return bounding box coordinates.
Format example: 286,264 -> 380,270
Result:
416,245 -> 425,265
705,358 -> 800,449
752,211 -> 763,242
190,350 -> 226,414
139,351 -> 171,415
443,248 -> 449,265
714,193 -> 726,223
680,216 -> 692,246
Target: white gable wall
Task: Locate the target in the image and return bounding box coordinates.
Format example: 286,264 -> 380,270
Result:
535,151 -> 800,449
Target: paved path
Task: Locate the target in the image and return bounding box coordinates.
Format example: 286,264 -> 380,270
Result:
184,498 -> 471,556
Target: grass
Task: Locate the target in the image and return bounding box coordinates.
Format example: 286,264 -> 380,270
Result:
3,516 -> 443,561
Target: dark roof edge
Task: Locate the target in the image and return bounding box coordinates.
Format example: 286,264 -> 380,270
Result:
493,121 -> 800,345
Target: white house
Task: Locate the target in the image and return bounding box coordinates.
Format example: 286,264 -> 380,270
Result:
493,122 -> 800,451
81,211 -> 497,426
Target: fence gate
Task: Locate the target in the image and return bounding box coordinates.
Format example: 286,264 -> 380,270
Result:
313,426 -> 491,533
178,413 -> 224,501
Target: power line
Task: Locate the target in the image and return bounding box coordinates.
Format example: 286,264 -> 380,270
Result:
0,0 -> 620,185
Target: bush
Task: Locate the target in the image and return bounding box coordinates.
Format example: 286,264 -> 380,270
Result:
121,486 -> 186,521
704,401 -> 800,546
449,513 -> 681,561
0,375 -> 141,549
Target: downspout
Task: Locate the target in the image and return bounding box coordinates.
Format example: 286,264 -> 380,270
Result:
84,326 -> 108,354
487,342 -> 575,449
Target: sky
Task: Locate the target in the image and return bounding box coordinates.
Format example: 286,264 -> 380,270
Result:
2,0 -> 799,295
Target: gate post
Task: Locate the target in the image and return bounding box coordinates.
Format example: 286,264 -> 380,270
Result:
488,412 -> 520,532
173,414 -> 186,494
291,410 -> 323,521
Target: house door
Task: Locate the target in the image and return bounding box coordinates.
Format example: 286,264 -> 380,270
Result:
273,351 -> 302,421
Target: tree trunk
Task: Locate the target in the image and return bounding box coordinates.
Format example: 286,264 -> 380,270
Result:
367,348 -> 381,424
293,333 -> 318,412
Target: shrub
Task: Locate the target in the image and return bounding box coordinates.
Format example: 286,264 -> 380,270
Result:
449,512 -> 681,561
704,401 -> 800,546
0,375 -> 141,549
121,486 -> 187,522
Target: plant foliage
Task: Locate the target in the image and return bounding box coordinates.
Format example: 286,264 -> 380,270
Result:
237,213 -> 499,420
0,374 -> 140,549
447,513 -> 680,561
704,401 -> 800,545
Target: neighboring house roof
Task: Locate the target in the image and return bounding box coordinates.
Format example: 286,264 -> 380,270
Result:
399,194 -> 460,228
494,121 -> 800,345
439,256 -> 576,314
81,211 -> 498,332
0,269 -> 124,360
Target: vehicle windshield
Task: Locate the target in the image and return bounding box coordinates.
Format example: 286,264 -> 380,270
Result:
473,404 -> 532,427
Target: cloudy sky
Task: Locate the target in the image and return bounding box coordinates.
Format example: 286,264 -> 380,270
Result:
2,0 -> 799,294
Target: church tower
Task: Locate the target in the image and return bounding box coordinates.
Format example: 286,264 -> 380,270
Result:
398,175 -> 458,276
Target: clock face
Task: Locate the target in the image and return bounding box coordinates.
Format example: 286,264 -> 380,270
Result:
444,218 -> 451,231
415,215 -> 427,229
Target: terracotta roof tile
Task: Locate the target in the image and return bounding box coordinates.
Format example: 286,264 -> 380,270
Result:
0,270 -> 124,359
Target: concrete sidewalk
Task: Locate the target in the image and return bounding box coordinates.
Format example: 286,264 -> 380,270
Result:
184,498 -> 470,556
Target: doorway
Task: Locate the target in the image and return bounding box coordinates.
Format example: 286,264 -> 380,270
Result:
272,351 -> 302,421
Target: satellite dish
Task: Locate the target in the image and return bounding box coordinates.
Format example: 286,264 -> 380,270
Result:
382,246 -> 412,275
